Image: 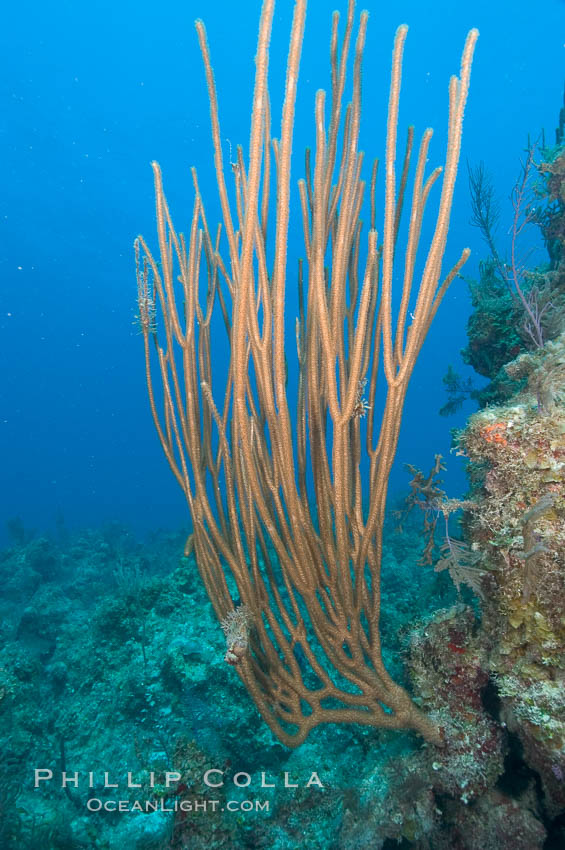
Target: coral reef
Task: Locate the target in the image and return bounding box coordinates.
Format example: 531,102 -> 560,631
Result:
462,143 -> 565,408
0,522 -> 448,849
460,341 -> 565,822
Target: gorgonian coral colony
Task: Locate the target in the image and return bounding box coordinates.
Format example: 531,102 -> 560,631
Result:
136,0 -> 477,746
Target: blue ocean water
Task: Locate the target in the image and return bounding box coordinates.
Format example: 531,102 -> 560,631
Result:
2,0 -> 562,542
